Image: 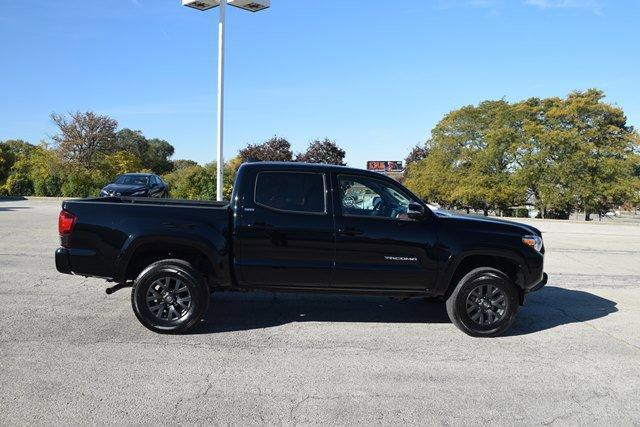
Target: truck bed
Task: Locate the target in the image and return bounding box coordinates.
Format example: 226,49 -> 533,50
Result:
57,196 -> 232,283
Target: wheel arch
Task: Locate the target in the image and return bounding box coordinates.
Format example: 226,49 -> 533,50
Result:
115,235 -> 224,285
442,251 -> 527,303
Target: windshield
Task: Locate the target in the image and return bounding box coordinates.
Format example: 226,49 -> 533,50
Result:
114,175 -> 149,186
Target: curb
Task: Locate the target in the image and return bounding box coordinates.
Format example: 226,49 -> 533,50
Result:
0,196 -> 68,201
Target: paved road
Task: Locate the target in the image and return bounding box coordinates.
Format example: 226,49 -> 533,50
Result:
1,198 -> 639,424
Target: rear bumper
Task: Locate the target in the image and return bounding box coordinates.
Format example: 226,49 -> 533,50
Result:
55,248 -> 72,275
55,247 -> 113,280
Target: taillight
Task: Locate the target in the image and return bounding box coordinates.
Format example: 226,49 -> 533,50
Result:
58,210 -> 76,247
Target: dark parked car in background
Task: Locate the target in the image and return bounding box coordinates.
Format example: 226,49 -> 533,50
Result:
99,173 -> 168,198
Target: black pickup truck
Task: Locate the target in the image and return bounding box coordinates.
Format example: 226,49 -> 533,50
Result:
56,162 -> 547,337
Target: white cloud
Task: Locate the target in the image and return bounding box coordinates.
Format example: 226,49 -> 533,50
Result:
524,0 -> 604,14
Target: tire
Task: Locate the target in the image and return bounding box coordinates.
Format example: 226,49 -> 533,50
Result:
445,267 -> 519,337
131,259 -> 209,334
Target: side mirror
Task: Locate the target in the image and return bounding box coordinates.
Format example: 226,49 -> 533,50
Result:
407,202 -> 425,219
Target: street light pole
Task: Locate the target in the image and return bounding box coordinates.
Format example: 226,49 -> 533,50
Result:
182,0 -> 269,201
216,0 -> 226,201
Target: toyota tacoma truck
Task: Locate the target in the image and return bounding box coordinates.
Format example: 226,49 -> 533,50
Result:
55,162 -> 547,337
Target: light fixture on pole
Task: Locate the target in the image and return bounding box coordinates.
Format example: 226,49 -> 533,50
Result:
182,0 -> 270,201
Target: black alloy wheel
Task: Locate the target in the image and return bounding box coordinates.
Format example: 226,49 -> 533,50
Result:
146,276 -> 192,322
446,267 -> 519,337
465,283 -> 507,326
131,259 -> 209,334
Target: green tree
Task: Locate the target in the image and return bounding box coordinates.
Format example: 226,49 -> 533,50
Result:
145,138 -> 175,174
115,129 -> 148,160
405,100 -> 525,214
115,129 -> 175,174
162,160 -> 237,201
101,151 -> 144,177
406,90 -> 640,219
1,140 -> 34,187
172,159 -> 199,170
1,140 -> 37,196
2,139 -> 35,158
162,164 -> 216,200
60,166 -> 106,198
558,90 -> 639,219
0,143 -> 16,185
511,90 -> 639,219
26,143 -> 64,196
4,172 -> 34,196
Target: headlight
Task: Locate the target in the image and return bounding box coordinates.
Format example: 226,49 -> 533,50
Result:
99,190 -> 108,197
131,190 -> 146,196
522,235 -> 543,252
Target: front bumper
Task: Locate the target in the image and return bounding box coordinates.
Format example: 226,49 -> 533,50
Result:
530,272 -> 548,292
55,248 -> 72,274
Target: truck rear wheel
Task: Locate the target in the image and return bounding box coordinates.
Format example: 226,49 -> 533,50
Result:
446,267 -> 519,337
131,259 -> 209,334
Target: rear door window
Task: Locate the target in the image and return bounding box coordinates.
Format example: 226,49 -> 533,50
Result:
255,172 -> 326,214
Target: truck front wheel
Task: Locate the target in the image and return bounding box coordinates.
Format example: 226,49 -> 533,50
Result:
446,267 -> 519,337
131,259 -> 209,334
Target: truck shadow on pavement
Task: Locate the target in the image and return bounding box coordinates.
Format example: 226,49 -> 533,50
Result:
193,285 -> 617,335
0,206 -> 31,212
508,285 -> 618,336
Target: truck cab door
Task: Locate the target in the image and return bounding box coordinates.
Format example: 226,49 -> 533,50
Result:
331,172 -> 439,292
233,169 -> 335,288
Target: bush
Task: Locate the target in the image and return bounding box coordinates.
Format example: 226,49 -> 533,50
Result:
4,172 -> 34,196
61,169 -> 105,198
162,161 -> 237,200
33,174 -> 63,197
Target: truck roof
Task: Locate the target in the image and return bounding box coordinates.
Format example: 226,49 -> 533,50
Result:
239,161 -> 388,178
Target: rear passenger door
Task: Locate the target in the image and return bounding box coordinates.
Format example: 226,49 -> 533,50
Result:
234,169 -> 335,288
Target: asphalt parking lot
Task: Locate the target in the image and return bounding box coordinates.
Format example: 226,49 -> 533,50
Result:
1,198 -> 639,425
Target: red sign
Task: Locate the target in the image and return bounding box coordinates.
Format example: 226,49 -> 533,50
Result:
366,161 -> 404,172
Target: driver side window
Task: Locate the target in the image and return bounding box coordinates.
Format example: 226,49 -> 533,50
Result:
338,175 -> 415,220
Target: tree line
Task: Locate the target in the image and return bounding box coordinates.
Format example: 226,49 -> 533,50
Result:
403,89 -> 640,220
1,88 -> 638,220
0,112 -> 346,200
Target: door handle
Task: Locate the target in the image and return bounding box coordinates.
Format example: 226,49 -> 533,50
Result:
338,227 -> 363,236
251,221 -> 273,231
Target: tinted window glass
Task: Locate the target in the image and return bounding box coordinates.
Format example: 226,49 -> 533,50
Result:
114,175 -> 149,186
339,175 -> 416,220
255,172 -> 325,213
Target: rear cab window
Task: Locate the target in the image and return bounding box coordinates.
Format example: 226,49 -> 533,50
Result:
254,171 -> 326,214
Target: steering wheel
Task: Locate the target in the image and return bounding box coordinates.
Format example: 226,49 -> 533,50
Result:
374,200 -> 395,218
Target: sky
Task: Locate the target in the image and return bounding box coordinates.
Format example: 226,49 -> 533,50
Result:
1,0 -> 639,168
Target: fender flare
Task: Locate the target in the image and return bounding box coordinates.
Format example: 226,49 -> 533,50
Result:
437,249 -> 528,296
114,233 -> 227,282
